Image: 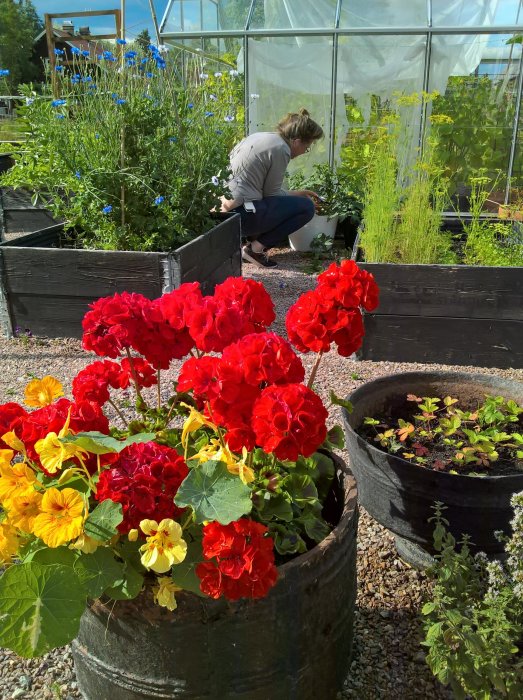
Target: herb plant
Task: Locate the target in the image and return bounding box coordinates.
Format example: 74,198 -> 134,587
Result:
422,499 -> 523,698
287,163 -> 363,222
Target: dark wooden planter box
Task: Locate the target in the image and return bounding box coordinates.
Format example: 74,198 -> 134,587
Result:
352,219 -> 523,369
0,214 -> 241,339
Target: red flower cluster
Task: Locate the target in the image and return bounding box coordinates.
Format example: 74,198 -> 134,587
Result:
10,398 -> 109,474
286,259 -> 378,357
95,442 -> 189,533
72,358 -> 157,405
196,519 -> 278,600
82,278 -> 275,367
177,333 -> 308,452
0,402 -> 28,449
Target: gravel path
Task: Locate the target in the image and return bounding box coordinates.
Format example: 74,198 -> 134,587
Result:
1,248 -> 522,700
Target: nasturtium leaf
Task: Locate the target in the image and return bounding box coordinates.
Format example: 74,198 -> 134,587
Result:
74,548 -> 125,598
31,546 -> 78,568
171,539 -> 206,597
0,562 -> 86,658
84,500 -> 123,542
104,563 -> 143,600
61,431 -> 156,455
174,460 -> 252,524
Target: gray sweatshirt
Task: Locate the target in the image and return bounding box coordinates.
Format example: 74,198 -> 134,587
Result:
227,132 -> 290,204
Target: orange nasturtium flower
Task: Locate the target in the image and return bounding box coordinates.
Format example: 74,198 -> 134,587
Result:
24,375 -> 64,407
32,487 -> 85,548
0,522 -> 20,563
139,518 -> 187,573
153,576 -> 183,611
0,460 -> 37,505
34,409 -> 88,474
5,489 -> 43,533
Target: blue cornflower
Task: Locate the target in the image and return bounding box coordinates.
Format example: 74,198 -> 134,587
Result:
82,76 -> 92,83
51,99 -> 66,107
215,129 -> 223,135
141,57 -> 148,64
126,59 -> 136,67
148,44 -> 158,52
54,48 -> 64,56
55,65 -> 63,72
75,170 -> 81,179
116,99 -> 126,105
0,69 -> 10,76
145,72 -> 154,78
205,111 -> 214,117
102,205 -> 113,214
168,136 -> 177,142
125,50 -> 137,59
94,133 -> 100,139
116,38 -> 127,45
211,176 -> 219,186
71,47 -> 80,55
187,103 -> 194,109
111,93 -> 118,98
154,196 -> 164,205
103,51 -> 113,60
55,114 -> 65,119
71,77 -> 80,84
81,50 -> 90,57
224,115 -> 234,122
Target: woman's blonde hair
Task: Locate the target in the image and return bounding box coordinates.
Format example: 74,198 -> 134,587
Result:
276,108 -> 324,143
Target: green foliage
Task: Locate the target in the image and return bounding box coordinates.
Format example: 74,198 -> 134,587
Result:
363,392 -> 523,473
0,562 -> 86,658
421,499 -> 523,698
287,163 -> 363,222
0,0 -> 42,91
83,500 -> 123,542
2,46 -> 244,251
174,460 -> 253,524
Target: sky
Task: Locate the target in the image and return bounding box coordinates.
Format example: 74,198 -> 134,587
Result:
31,1 -> 171,43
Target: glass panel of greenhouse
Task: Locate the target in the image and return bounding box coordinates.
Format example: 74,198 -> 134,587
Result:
160,0 -> 523,201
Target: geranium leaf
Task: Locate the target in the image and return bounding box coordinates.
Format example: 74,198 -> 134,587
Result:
84,500 -> 123,542
0,562 -> 86,658
174,460 -> 252,524
171,539 -> 206,597
61,431 -> 156,454
74,548 -> 125,598
256,494 -> 294,522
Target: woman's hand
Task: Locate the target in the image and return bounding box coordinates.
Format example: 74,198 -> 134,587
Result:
219,196 -> 241,212
288,189 -> 323,210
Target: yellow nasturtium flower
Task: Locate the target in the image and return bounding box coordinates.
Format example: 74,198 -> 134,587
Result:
1,432 -> 26,456
24,375 -> 64,407
69,532 -> 99,554
34,409 -> 88,474
180,405 -> 217,448
0,522 -> 20,563
0,461 -> 36,505
5,489 -> 43,533
139,519 -> 187,573
32,487 -> 85,548
193,440 -> 254,484
153,576 -> 183,611
0,449 -> 14,467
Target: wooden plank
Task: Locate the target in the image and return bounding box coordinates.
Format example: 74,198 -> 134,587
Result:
359,262 -> 523,320
0,247 -> 166,297
4,294 -> 94,338
4,210 -> 59,236
358,315 -> 523,369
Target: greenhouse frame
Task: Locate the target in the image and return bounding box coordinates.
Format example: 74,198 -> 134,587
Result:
159,0 -> 523,202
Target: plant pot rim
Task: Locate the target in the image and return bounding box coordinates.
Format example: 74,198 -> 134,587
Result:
343,370 -> 523,485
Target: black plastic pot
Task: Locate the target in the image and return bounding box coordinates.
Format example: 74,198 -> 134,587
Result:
342,372 -> 523,560
71,460 -> 358,700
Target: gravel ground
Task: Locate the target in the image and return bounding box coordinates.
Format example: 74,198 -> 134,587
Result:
1,247 -> 522,700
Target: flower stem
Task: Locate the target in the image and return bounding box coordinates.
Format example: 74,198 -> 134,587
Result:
307,351 -> 323,389
157,369 -> 161,410
108,398 -> 130,429
125,348 -> 147,407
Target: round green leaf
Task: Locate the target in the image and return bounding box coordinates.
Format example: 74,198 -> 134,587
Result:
0,562 -> 86,658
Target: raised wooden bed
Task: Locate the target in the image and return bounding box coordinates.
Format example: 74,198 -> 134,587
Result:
0,214 -> 241,339
352,218 -> 523,369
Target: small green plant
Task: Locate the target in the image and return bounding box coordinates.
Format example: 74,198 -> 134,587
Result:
302,234 -> 347,275
362,393 -> 523,474
421,499 -> 523,698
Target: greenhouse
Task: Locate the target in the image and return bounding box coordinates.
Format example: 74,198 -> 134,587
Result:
160,0 -> 523,200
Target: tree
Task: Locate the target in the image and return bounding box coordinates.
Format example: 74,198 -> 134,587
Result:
0,0 -> 42,92
135,28 -> 152,53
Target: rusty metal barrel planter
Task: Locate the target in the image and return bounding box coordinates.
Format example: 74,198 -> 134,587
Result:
71,465 -> 358,700
342,372 -> 523,560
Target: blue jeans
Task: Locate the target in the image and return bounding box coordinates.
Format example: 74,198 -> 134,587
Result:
233,195 -> 315,249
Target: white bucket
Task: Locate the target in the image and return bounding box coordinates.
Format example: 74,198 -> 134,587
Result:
289,214 -> 338,252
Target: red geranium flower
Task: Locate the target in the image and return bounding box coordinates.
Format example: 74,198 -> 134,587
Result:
72,360 -> 129,405
252,383 -> 328,461
317,260 -> 379,312
196,519 -> 277,600
213,277 -> 276,332
0,402 -> 28,449
95,441 -> 188,533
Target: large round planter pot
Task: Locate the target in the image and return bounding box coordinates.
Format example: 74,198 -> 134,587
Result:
342,371 -> 523,560
71,462 -> 358,700
289,214 -> 338,252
